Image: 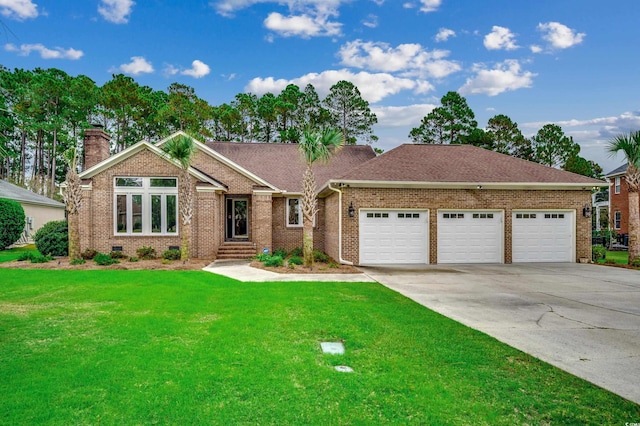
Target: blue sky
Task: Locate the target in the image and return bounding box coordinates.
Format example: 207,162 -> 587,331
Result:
2,0 -> 639,173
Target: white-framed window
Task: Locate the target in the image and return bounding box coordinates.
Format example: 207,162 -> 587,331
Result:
114,177 -> 178,235
286,198 -> 315,227
615,177 -> 621,194
614,211 -> 621,229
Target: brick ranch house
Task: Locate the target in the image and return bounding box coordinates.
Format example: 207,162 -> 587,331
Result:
76,128 -> 606,265
605,163 -> 639,238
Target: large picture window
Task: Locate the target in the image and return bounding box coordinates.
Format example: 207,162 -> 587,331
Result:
114,177 -> 178,235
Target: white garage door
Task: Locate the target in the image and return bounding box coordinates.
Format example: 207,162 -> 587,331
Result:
437,211 -> 503,263
359,210 -> 428,264
512,211 -> 574,262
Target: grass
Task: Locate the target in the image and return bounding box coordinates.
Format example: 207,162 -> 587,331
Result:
601,250 -> 630,265
0,270 -> 638,424
0,244 -> 39,263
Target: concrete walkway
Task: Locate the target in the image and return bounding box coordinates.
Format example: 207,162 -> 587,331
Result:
360,263 -> 640,404
203,260 -> 375,282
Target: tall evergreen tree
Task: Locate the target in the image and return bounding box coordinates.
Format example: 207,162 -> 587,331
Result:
323,80 -> 377,145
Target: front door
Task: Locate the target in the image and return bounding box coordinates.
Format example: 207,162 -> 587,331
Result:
226,198 -> 249,239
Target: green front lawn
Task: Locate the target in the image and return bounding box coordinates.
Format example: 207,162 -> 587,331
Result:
0,270 -> 637,424
601,250 -> 630,265
0,244 -> 39,263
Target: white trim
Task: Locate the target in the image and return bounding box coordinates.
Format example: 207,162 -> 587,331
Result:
324,179 -> 607,192
156,132 -> 280,192
327,184 -> 353,265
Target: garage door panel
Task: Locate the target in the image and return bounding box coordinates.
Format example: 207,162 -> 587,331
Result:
359,210 -> 428,265
438,211 -> 503,264
512,211 -> 574,262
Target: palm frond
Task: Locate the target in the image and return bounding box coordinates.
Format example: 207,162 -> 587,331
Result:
607,130 -> 640,168
162,135 -> 196,169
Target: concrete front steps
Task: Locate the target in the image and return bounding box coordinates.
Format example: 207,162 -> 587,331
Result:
216,241 -> 257,260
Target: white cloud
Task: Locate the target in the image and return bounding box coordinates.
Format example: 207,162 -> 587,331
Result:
245,69 -> 419,103
0,0 -> 38,20
362,14 -> 378,28
372,104 -> 437,127
435,28 -> 455,42
98,0 -> 135,24
5,43 -> 83,59
163,64 -> 179,77
402,0 -> 441,12
117,56 -> 154,75
459,59 -> 536,96
537,21 -> 585,49
181,60 -> 211,78
483,26 -> 518,50
338,39 -> 461,79
264,12 -> 341,37
530,45 -> 542,54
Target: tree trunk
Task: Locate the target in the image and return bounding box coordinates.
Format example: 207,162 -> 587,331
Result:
68,212 -> 80,260
303,219 -> 313,268
302,166 -> 317,268
628,191 -> 639,263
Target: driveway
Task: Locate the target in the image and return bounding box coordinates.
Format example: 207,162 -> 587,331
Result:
360,263 -> 640,404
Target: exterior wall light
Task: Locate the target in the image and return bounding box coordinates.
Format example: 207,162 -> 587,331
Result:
583,204 -> 591,218
348,202 -> 355,218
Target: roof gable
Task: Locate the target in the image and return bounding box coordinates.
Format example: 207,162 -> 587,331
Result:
205,142 -> 377,193
332,144 -> 606,189
78,138 -> 226,190
605,163 -> 628,178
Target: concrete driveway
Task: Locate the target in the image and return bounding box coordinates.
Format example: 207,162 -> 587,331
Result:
360,263 -> 640,404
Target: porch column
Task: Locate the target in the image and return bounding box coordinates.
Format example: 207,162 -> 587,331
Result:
252,190 -> 273,254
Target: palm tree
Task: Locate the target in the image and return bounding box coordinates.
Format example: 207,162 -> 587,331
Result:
608,130 -> 640,263
299,127 -> 344,267
162,135 -> 196,261
63,147 -> 82,261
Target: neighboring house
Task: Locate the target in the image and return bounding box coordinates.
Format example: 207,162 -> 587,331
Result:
0,179 -> 66,243
76,128 -> 606,265
605,163 -> 639,238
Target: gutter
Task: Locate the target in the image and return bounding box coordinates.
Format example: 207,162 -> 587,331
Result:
327,183 -> 354,266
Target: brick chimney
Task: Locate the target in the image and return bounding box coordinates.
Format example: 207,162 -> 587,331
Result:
83,125 -> 111,171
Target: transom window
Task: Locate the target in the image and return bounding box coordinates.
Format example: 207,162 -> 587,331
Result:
398,213 -> 420,219
544,213 -> 565,219
472,213 -> 494,219
443,213 -> 464,219
516,213 -> 537,219
114,177 -> 178,235
365,212 -> 389,218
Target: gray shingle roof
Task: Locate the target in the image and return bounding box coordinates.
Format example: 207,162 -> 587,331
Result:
604,163 -> 628,177
337,144 -> 606,185
0,180 -> 65,208
205,142 -> 377,192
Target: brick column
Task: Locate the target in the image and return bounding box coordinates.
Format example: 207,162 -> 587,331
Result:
252,191 -> 273,254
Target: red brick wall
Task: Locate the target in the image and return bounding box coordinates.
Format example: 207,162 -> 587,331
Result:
333,187 -> 592,265
271,197 -> 325,253
609,176 -> 638,235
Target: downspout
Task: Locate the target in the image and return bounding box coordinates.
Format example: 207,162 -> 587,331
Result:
328,183 -> 354,265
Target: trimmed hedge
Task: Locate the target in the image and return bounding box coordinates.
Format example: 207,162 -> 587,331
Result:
0,198 -> 26,250
34,220 -> 68,256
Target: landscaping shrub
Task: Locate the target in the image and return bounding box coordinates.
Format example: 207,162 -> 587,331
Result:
631,256 -> 640,268
313,249 -> 331,263
255,253 -> 271,262
17,251 -> 36,262
30,254 -> 53,264
288,256 -> 303,266
70,258 -> 86,265
128,256 -> 139,262
592,244 -> 606,262
110,250 -> 126,259
136,246 -> 156,260
263,255 -> 283,267
34,220 -> 68,256
94,253 -> 120,266
273,248 -> 288,258
81,248 -> 98,260
162,249 -> 181,260
0,198 -> 26,250
289,247 -> 303,257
